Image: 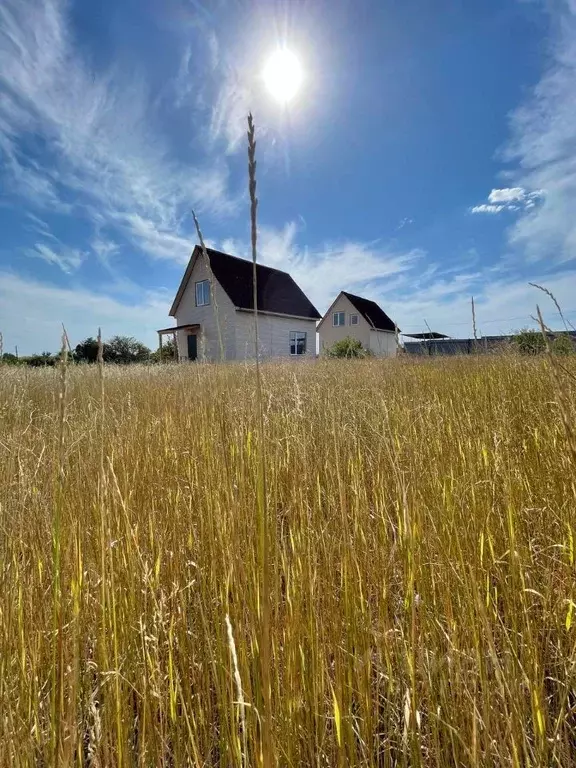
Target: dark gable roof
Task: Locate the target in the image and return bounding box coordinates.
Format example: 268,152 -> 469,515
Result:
342,291 -> 397,332
171,246 -> 321,320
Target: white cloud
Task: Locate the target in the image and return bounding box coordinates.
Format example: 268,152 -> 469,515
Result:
0,272 -> 170,354
471,189 -> 544,215
0,0 -> 236,264
488,188 -> 526,203
471,204 -> 505,214
24,243 -> 86,273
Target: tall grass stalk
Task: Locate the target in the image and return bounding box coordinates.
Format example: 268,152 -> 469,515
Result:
50,329 -> 68,765
247,111 -> 273,767
192,210 -> 225,363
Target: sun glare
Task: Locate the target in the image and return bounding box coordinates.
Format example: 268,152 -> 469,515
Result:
263,48 -> 303,103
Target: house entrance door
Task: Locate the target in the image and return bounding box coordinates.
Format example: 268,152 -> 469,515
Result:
187,334 -> 198,361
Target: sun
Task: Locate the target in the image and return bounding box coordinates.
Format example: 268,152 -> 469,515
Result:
263,49 -> 303,104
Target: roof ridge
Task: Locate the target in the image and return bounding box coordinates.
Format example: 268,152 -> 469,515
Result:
205,246 -> 292,278
342,290 -> 377,304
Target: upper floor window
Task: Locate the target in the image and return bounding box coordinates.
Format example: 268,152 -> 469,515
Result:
350,314 -> 359,325
290,331 -> 307,356
333,311 -> 345,327
195,279 -> 211,307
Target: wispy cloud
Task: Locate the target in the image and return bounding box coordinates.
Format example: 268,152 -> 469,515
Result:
0,0 -> 236,264
221,221 -> 424,310
117,213 -> 193,263
220,220 -> 576,336
391,268 -> 576,337
24,243 -> 86,273
92,237 -> 120,262
491,0 -> 576,261
0,271 -> 170,354
209,65 -> 254,154
25,212 -> 58,240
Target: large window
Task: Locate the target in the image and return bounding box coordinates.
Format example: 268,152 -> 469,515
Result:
333,311 -> 345,326
290,331 -> 307,356
195,279 -> 211,307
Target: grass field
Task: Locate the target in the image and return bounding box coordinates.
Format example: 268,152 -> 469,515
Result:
0,355 -> 575,766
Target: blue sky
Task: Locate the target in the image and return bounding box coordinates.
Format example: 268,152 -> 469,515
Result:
1,0 -> 576,353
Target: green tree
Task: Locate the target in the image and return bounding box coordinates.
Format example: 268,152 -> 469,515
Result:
74,337 -> 103,363
106,335 -> 151,364
325,336 -> 373,359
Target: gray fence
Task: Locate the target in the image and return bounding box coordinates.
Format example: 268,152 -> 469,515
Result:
403,332 -> 576,356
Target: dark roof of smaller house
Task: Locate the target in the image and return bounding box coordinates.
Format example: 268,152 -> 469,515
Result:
341,291 -> 397,332
171,246 -> 321,320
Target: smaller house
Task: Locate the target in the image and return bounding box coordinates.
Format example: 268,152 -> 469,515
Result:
159,245 -> 321,362
318,291 -> 398,357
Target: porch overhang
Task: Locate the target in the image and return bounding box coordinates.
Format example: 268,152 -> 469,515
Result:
157,323 -> 200,335
156,324 -> 200,363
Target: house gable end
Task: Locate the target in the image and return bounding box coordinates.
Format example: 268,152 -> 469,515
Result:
170,246 -> 202,317
318,292 -> 370,331
341,291 -> 398,332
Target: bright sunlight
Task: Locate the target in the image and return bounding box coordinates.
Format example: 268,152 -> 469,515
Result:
263,48 -> 303,103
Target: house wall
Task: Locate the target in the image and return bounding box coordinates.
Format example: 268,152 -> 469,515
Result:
318,294 -> 371,352
369,330 -> 397,357
174,255 -> 237,361
234,311 -> 318,360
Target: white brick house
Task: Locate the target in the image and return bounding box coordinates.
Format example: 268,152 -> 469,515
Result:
159,245 -> 321,362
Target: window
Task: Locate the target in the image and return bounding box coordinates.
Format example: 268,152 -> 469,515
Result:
195,279 -> 210,306
333,311 -> 345,326
350,314 -> 359,325
290,331 -> 307,356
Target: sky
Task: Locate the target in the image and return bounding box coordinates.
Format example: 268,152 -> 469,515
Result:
1,0 -> 576,354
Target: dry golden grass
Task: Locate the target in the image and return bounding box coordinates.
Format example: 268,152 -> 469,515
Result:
1,355 -> 575,766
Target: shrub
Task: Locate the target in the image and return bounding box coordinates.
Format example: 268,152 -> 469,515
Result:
325,336 -> 373,358
23,352 -> 58,367
552,333 -> 575,355
513,328 -> 575,356
513,328 -> 546,355
0,353 -> 19,365
150,339 -> 177,363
